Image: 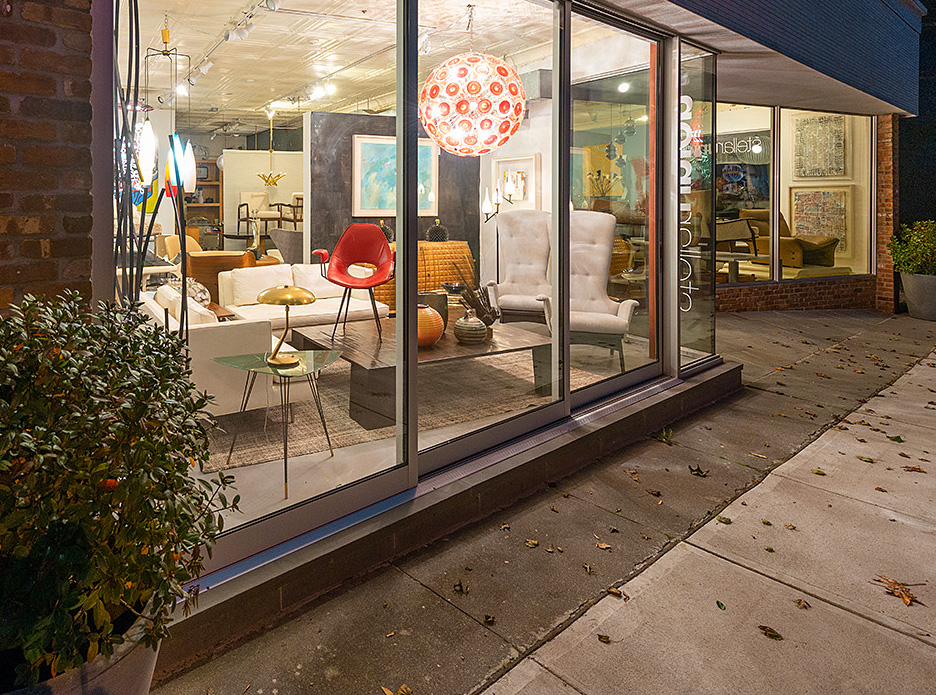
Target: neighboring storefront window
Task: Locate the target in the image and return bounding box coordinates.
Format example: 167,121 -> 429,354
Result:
778,109 -> 873,278
678,46 -> 716,368
715,103 -> 772,282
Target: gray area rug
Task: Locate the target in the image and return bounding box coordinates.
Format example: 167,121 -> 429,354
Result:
207,353 -> 596,471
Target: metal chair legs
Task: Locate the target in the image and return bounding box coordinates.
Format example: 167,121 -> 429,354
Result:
368,287 -> 382,341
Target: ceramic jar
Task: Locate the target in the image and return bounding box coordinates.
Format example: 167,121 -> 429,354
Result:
454,309 -> 488,345
417,304 -> 445,346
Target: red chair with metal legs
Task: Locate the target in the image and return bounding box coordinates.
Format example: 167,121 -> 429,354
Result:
312,223 -> 394,341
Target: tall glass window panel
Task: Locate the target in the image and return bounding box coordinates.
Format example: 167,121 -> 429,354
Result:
139,1 -> 405,532
415,1 -> 559,456
678,47 -> 716,367
778,109 -> 873,277
715,104 -> 773,282
570,14 -> 658,390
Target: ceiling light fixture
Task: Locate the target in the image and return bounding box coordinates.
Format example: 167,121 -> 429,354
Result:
419,51 -> 526,157
262,0 -> 282,10
418,30 -> 432,56
617,81 -> 630,93
257,110 -> 286,186
199,60 -> 213,75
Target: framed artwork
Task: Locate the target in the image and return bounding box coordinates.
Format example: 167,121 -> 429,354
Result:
352,134 -> 439,217
491,153 -> 542,210
790,186 -> 851,252
793,114 -> 846,178
196,165 -> 210,180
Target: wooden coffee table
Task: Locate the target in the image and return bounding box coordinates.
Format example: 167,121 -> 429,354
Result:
294,317 -> 552,429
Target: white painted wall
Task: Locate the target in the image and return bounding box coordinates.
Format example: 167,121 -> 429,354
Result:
478,99 -> 553,284
221,150 -> 304,235
716,104 -> 771,134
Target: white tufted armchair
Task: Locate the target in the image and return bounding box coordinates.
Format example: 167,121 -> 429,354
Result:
537,210 -> 638,372
486,209 -> 552,323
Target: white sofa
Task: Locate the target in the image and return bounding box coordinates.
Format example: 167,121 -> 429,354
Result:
139,286 -> 287,416
217,262 -> 389,335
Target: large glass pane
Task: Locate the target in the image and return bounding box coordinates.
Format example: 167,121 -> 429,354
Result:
415,1 -> 559,455
570,13 -> 658,389
715,103 -> 773,282
778,109 -> 873,277
126,0 -> 404,530
678,46 -> 716,367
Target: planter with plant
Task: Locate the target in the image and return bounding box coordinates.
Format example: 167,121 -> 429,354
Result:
888,220 -> 936,320
0,292 -> 238,693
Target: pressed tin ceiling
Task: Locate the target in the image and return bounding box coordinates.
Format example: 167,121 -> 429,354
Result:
122,0 -> 574,133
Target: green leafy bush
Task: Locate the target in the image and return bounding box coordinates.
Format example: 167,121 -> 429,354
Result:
888,220 -> 936,276
0,292 -> 238,688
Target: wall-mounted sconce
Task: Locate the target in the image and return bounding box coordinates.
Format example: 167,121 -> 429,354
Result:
481,182 -> 515,224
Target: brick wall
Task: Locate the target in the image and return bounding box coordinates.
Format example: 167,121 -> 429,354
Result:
0,0 -> 94,311
875,114 -> 898,313
715,275 -> 876,313
716,114 -> 900,315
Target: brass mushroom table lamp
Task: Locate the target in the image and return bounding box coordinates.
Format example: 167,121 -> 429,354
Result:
257,284 -> 316,366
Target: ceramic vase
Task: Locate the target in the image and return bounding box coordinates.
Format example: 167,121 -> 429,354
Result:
454,308 -> 488,345
418,291 -> 448,333
417,304 -> 445,346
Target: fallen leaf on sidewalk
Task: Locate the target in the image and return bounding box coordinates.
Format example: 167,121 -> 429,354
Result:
689,464 -> 710,477
550,506 -> 559,513
795,599 -> 811,610
858,456 -> 875,463
524,539 -> 539,548
764,546 -> 775,553
716,516 -> 732,524
453,580 -> 469,594
903,466 -> 927,473
899,452 -> 911,458
888,435 -> 904,442
811,469 -> 827,476
609,526 -> 620,533
545,546 -> 555,553
784,524 -> 797,531
584,564 -> 594,575
646,488 -> 661,497
758,625 -> 784,641
761,519 -> 772,526
484,615 -> 496,625
749,452 -> 768,459
872,575 -> 927,607
875,487 -> 888,493
382,685 -> 412,695
597,634 -> 611,644
385,631 -> 396,638
596,542 -> 612,551
626,469 -> 638,475
499,523 -> 510,531
606,587 -> 629,600
716,601 -> 726,610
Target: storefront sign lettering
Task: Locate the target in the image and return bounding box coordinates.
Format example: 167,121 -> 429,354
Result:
679,94 -> 696,313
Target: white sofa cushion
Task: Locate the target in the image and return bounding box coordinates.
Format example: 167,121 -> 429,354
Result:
291,263 -> 344,299
154,283 -> 179,309
171,296 -> 218,325
231,296 -> 389,330
230,264 -> 294,306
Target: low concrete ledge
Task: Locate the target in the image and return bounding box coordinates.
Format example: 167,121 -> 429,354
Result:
155,361 -> 742,683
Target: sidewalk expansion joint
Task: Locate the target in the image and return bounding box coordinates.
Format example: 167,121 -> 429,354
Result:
685,541 -> 936,649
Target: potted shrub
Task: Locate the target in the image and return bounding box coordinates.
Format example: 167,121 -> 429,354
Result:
0,292 -> 238,693
888,220 -> 936,320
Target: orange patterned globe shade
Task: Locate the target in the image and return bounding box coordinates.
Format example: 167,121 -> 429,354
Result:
418,52 -> 526,157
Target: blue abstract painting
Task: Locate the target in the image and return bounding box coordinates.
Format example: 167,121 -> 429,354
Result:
354,135 -> 438,216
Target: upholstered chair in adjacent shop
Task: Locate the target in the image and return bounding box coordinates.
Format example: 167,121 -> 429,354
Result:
238,191 -> 281,235
537,210 -> 638,372
486,209 -> 552,323
741,208 -> 839,267
313,223 -> 394,340
268,227 -> 304,265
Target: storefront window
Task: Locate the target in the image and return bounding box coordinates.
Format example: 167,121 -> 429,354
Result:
415,1 -> 561,469
570,12 -> 659,389
777,109 -> 873,277
715,103 -> 773,282
678,46 -> 716,367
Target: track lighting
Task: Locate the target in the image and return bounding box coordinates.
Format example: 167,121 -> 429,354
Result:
175,82 -> 188,96
199,60 -> 213,75
418,30 -> 432,56
263,0 -> 282,10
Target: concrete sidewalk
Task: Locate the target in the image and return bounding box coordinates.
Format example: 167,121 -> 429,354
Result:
483,353 -> 936,695
153,311 -> 936,695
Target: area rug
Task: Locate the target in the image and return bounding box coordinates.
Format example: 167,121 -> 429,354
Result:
207,352 -> 595,471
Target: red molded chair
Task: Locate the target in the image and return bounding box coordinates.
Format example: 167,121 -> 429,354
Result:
312,223 -> 394,341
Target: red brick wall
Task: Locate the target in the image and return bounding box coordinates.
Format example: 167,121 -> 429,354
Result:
875,114 -> 897,312
0,0 -> 94,311
716,114 -> 899,315
715,275 -> 876,312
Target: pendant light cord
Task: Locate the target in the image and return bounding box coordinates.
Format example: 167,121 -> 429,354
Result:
466,4 -> 475,52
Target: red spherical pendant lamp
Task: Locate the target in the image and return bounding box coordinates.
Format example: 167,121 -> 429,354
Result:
419,52 -> 526,157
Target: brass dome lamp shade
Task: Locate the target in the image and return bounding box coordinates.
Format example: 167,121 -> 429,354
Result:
257,285 -> 316,366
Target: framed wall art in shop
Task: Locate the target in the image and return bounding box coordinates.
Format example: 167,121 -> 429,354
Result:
793,114 -> 846,178
790,186 -> 851,252
492,153 -> 542,210
352,134 -> 439,217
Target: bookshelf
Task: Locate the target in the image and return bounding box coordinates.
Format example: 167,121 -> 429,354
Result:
186,159 -> 223,225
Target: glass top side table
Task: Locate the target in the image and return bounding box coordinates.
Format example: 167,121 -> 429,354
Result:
214,350 -> 341,499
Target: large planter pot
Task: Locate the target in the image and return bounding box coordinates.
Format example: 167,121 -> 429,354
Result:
4,615 -> 159,695
901,272 -> 936,321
